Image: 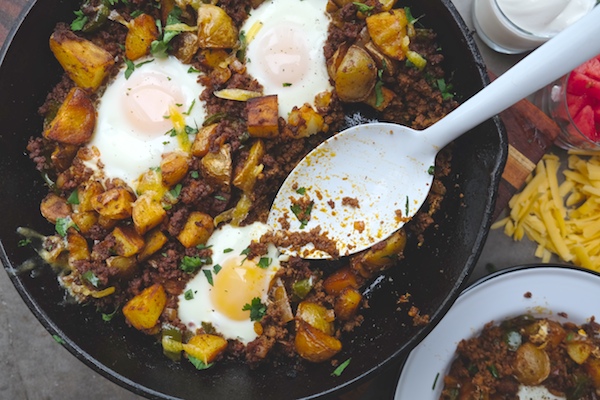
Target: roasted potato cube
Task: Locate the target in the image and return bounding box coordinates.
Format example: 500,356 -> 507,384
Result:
67,229 -> 90,264
177,211 -> 214,248
112,225 -> 145,257
334,287 -> 362,320
40,193 -> 72,224
294,320 -> 342,363
138,229 -> 168,261
191,123 -> 218,157
233,139 -> 264,192
201,144 -> 232,188
296,301 -> 335,336
173,32 -> 199,63
51,144 -> 78,172
365,9 -> 408,60
78,181 -> 104,212
585,357 -> 600,388
107,255 -> 138,279
92,188 -> 135,220
183,334 -> 228,364
123,283 -> 167,330
132,194 -> 167,235
161,151 -> 189,187
566,340 -> 594,365
43,87 -> 96,145
322,266 -> 359,295
125,13 -> 159,61
287,104 -> 325,137
197,4 -> 238,49
135,168 -> 165,198
49,30 -> 115,91
246,95 -> 279,138
328,44 -> 377,102
71,211 -> 99,234
351,229 -> 406,278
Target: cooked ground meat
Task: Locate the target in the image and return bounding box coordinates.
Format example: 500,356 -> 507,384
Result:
28,0 -> 456,371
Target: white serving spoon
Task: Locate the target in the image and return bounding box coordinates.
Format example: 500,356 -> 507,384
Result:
267,6 -> 600,259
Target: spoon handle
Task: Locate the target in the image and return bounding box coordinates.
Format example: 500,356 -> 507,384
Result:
425,5 -> 600,149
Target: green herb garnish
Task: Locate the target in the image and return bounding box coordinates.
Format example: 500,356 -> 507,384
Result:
52,334 -> 65,344
353,2 -> 374,14
331,358 -> 352,376
55,217 -> 78,237
296,187 -> 306,195
169,183 -> 183,199
427,165 -> 435,175
257,257 -> 272,269
180,255 -> 210,274
71,10 -> 88,31
290,201 -> 313,229
67,189 -> 80,205
283,82 -> 292,87
188,355 -> 213,370
184,289 -> 195,300
18,238 -> 32,247
203,269 -> 214,286
374,69 -> 384,108
213,264 -> 222,274
82,270 -> 100,287
102,308 -> 118,322
242,297 -> 267,321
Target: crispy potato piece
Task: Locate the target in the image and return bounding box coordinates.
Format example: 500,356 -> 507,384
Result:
296,301 -> 335,336
288,104 -> 325,137
43,87 -> 96,145
173,32 -> 199,63
161,151 -> 189,187
92,188 -> 135,220
78,181 -> 104,212
49,30 -> 115,91
566,340 -> 594,365
136,168 -> 166,199
351,229 -> 406,278
123,283 -> 167,330
138,229 -> 168,261
365,9 -> 408,60
51,144 -> 78,172
201,144 -> 232,188
106,255 -> 138,280
585,357 -> 600,388
328,45 -> 377,102
177,211 -> 214,248
132,193 -> 167,235
513,342 -> 551,385
183,334 -> 228,364
199,49 -> 229,69
71,211 -> 99,234
40,193 -> 72,224
322,266 -> 359,295
334,287 -> 362,320
197,4 -> 238,49
112,225 -> 145,257
233,139 -> 264,192
246,95 -> 279,138
191,123 -> 218,157
294,320 -> 342,363
67,229 -> 90,264
125,13 -> 160,61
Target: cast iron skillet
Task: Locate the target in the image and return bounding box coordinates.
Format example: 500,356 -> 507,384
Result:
0,0 -> 507,398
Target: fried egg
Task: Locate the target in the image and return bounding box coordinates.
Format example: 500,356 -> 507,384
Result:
178,222 -> 281,344
241,0 -> 332,117
85,56 -> 206,190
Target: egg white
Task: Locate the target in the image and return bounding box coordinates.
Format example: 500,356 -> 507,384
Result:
241,0 -> 333,117
178,222 -> 281,344
85,56 -> 205,190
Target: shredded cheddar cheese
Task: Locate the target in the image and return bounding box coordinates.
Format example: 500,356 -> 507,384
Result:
492,151 -> 600,270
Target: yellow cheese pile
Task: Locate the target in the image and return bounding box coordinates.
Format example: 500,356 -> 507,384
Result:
493,151 -> 600,270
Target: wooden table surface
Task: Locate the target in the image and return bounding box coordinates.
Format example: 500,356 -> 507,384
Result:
0,0 -> 561,399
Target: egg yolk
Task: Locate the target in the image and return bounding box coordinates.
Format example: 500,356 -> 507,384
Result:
252,22 -> 309,87
122,70 -> 186,137
210,256 -> 270,321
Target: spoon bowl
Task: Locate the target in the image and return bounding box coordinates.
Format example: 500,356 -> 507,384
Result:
268,6 -> 600,259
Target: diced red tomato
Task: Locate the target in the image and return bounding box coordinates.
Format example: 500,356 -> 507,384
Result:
565,56 -> 600,142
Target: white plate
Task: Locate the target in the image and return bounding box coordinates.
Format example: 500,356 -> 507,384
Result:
394,265 -> 600,399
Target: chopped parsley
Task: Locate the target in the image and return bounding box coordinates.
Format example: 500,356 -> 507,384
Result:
242,297 -> 267,321
124,58 -> 155,79
71,10 -> 88,31
295,187 -> 306,195
283,82 -> 292,87
290,201 -> 313,229
151,7 -> 185,58
223,248 -> 234,253
82,270 -> 100,287
169,183 -> 183,199
190,171 -> 200,179
52,334 -> 65,345
435,78 -> 455,101
374,69 -> 384,108
102,308 -> 118,322
184,289 -> 195,300
428,165 -> 435,175
130,10 -> 143,18
180,255 -> 210,274
183,99 -> 196,115
188,66 -> 200,73
55,217 -> 78,237
405,196 -> 410,216
188,355 -> 213,370
18,238 -> 31,247
404,7 -> 416,23
331,358 -> 352,377
257,257 -> 272,269
353,2 -> 374,14
213,264 -> 222,274
214,195 -> 227,201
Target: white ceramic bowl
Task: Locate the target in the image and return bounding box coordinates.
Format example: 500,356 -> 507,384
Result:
395,265 -> 600,399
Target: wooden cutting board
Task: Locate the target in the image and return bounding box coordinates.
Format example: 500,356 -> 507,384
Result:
489,73 -> 561,220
